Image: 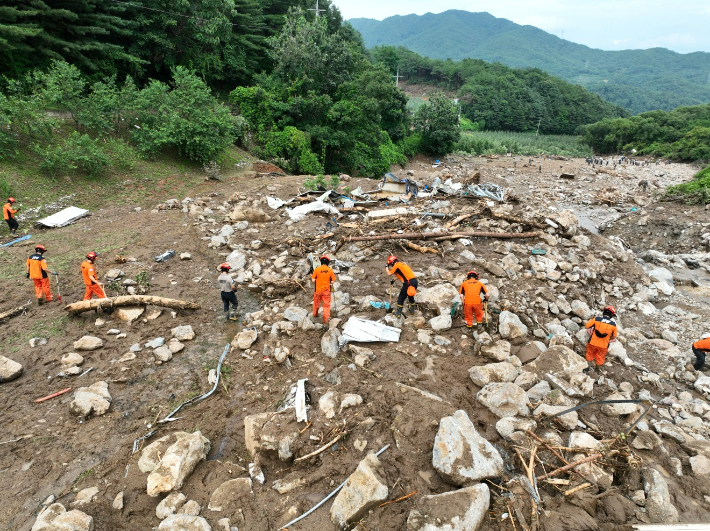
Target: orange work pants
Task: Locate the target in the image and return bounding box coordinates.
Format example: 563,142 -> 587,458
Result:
586,344 -> 608,366
33,278 -> 53,301
313,290 -> 331,323
463,303 -> 484,326
83,284 -> 106,300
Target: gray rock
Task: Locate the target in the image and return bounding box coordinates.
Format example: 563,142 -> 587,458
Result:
653,420 -> 690,444
112,492 -> 123,510
171,325 -> 195,341
168,340 -> 185,354
533,404 -> 578,430
147,431 -> 211,497
71,487 -> 99,507
145,337 -> 165,349
154,346 -> 173,363
690,455 -> 710,476
321,328 -> 341,358
30,337 -> 47,347
525,345 -> 587,376
158,515 -> 212,531
415,283 -> 459,315
476,383 -> 529,418
330,454 -> 388,529
156,492 -> 186,519
73,336 -> 104,351
429,314 -> 452,331
208,478 -> 253,512
514,371 -> 540,390
70,381 -> 111,417
643,467 -> 679,523
433,410 -> 504,486
480,340 -> 511,361
601,392 -> 640,416
571,300 -> 593,320
406,483 -> 490,531
661,329 -> 678,344
31,503 -> 93,531
178,500 -> 201,516
568,432 -> 601,450
468,362 -> 520,387
283,307 -> 309,322
498,311 -> 528,339
319,390 -> 339,419
225,249 -> 247,270
0,355 -> 23,383
233,329 -> 258,350
115,305 -> 145,322
495,417 -> 537,440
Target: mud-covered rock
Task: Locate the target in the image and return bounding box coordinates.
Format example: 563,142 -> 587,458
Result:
147,431 -> 211,497
330,454 -> 388,528
477,383 -> 529,418
158,515 -> 212,531
156,492 -> 186,519
498,311 -> 528,339
73,336 -> 104,351
533,404 -> 578,430
208,478 -> 253,512
31,503 -> 93,531
481,340 -> 511,361
643,467 -> 679,523
415,283 -> 459,315
171,325 -> 195,341
70,381 -> 111,417
233,329 -> 258,350
321,328 -> 340,358
468,362 -> 520,387
115,305 -> 145,322
407,483 -> 490,531
0,355 -> 23,383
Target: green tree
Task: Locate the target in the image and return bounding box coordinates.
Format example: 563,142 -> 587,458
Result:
414,93 -> 460,155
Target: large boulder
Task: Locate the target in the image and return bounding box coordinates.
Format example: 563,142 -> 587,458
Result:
468,362 -> 520,387
158,515 -> 212,531
407,483 -> 490,531
32,503 -> 93,531
321,328 -> 341,358
571,300 -> 593,320
415,284 -> 459,315
433,410 -> 504,486
208,478 -> 253,512
476,383 -> 529,418
229,205 -> 270,223
330,454 -> 388,529
147,431 -> 211,497
70,381 -> 111,418
643,467 -> 679,523
73,336 -> 104,351
283,307 -> 309,323
225,250 -> 247,270
233,329 -> 258,350
171,325 -> 195,341
481,340 -> 511,361
0,355 -> 23,383
524,345 -> 587,377
115,305 -> 145,322
549,209 -> 578,236
498,311 -> 528,339
534,404 -> 578,430
429,314 -> 452,332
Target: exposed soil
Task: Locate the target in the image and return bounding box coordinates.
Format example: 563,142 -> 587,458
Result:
1,155 -> 710,531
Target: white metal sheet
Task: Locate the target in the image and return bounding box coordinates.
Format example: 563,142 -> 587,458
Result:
37,207 -> 89,228
339,316 -> 401,346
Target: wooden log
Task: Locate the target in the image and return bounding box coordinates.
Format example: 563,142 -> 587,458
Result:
403,241 -> 439,254
64,296 -> 200,315
0,303 -> 31,322
444,212 -> 475,229
340,231 -> 542,244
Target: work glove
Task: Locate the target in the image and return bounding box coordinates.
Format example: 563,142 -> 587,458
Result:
390,279 -> 395,285
26,272 -> 30,278
51,271 -> 57,275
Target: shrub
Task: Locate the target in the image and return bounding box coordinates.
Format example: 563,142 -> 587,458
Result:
37,132 -> 110,178
666,165 -> 710,204
260,126 -> 324,175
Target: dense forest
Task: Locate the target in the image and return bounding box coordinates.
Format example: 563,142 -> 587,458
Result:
371,46 -> 628,135
351,10 -> 710,114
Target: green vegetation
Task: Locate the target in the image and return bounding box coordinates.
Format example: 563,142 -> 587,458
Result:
455,131 -> 592,158
414,93 -> 461,155
667,166 -> 710,204
351,10 -> 710,114
370,47 -> 628,135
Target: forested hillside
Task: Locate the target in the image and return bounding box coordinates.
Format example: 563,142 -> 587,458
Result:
372,47 -> 628,135
351,10 -> 710,114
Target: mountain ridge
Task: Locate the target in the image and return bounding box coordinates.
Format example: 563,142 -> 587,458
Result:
349,10 -> 710,114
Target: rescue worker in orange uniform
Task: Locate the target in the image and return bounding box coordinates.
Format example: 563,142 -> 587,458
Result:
3,197 -> 20,236
26,244 -> 55,304
459,271 -> 489,328
692,336 -> 710,371
312,255 -> 336,323
385,255 -> 418,317
585,306 -> 618,367
81,251 -> 106,300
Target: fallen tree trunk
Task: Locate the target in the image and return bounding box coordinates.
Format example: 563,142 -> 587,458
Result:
64,295 -> 200,315
339,230 -> 542,245
0,303 -> 31,322
403,241 -> 439,254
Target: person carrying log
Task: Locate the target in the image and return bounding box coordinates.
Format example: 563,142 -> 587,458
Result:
3,197 -> 19,236
692,336 -> 710,371
312,255 -> 336,323
218,262 -> 239,321
385,255 -> 418,317
81,251 -> 106,300
26,244 -> 55,304
584,306 -> 618,368
459,270 -> 488,329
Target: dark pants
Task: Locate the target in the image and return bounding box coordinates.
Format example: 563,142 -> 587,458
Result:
221,291 -> 238,313
397,278 -> 418,306
693,347 -> 707,370
5,218 -> 18,233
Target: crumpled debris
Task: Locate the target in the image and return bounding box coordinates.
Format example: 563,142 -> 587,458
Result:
287,201 -> 340,222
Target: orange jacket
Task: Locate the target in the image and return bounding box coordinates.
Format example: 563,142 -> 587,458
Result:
27,253 -> 49,279
312,265 -> 335,293
388,262 -> 415,283
459,279 -> 488,305
694,338 -> 710,351
585,316 -> 618,349
81,260 -> 99,286
3,203 -> 17,220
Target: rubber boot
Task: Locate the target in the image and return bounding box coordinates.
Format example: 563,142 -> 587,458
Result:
394,304 -> 403,317
228,311 -> 238,321
36,298 -> 44,306
408,303 -> 417,315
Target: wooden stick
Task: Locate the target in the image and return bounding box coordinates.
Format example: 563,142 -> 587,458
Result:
403,241 -> 439,254
0,303 -> 31,322
35,388 -> 72,403
294,433 -> 344,463
538,454 -> 602,480
525,430 -> 598,485
564,482 -> 592,496
444,213 -> 474,229
378,490 -> 417,507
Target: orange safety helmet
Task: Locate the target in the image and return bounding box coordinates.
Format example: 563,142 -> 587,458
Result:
320,255 -> 330,265
219,262 -> 231,271
386,255 -> 398,266
7,197 -> 15,203
467,271 -> 479,279
603,305 -> 616,317
86,251 -> 99,261
35,245 -> 47,253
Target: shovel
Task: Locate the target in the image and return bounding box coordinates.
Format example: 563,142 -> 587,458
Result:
484,300 -> 489,331
385,283 -> 393,314
51,271 -> 62,303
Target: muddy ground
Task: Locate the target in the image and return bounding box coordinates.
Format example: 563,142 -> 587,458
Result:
1,155 -> 710,531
